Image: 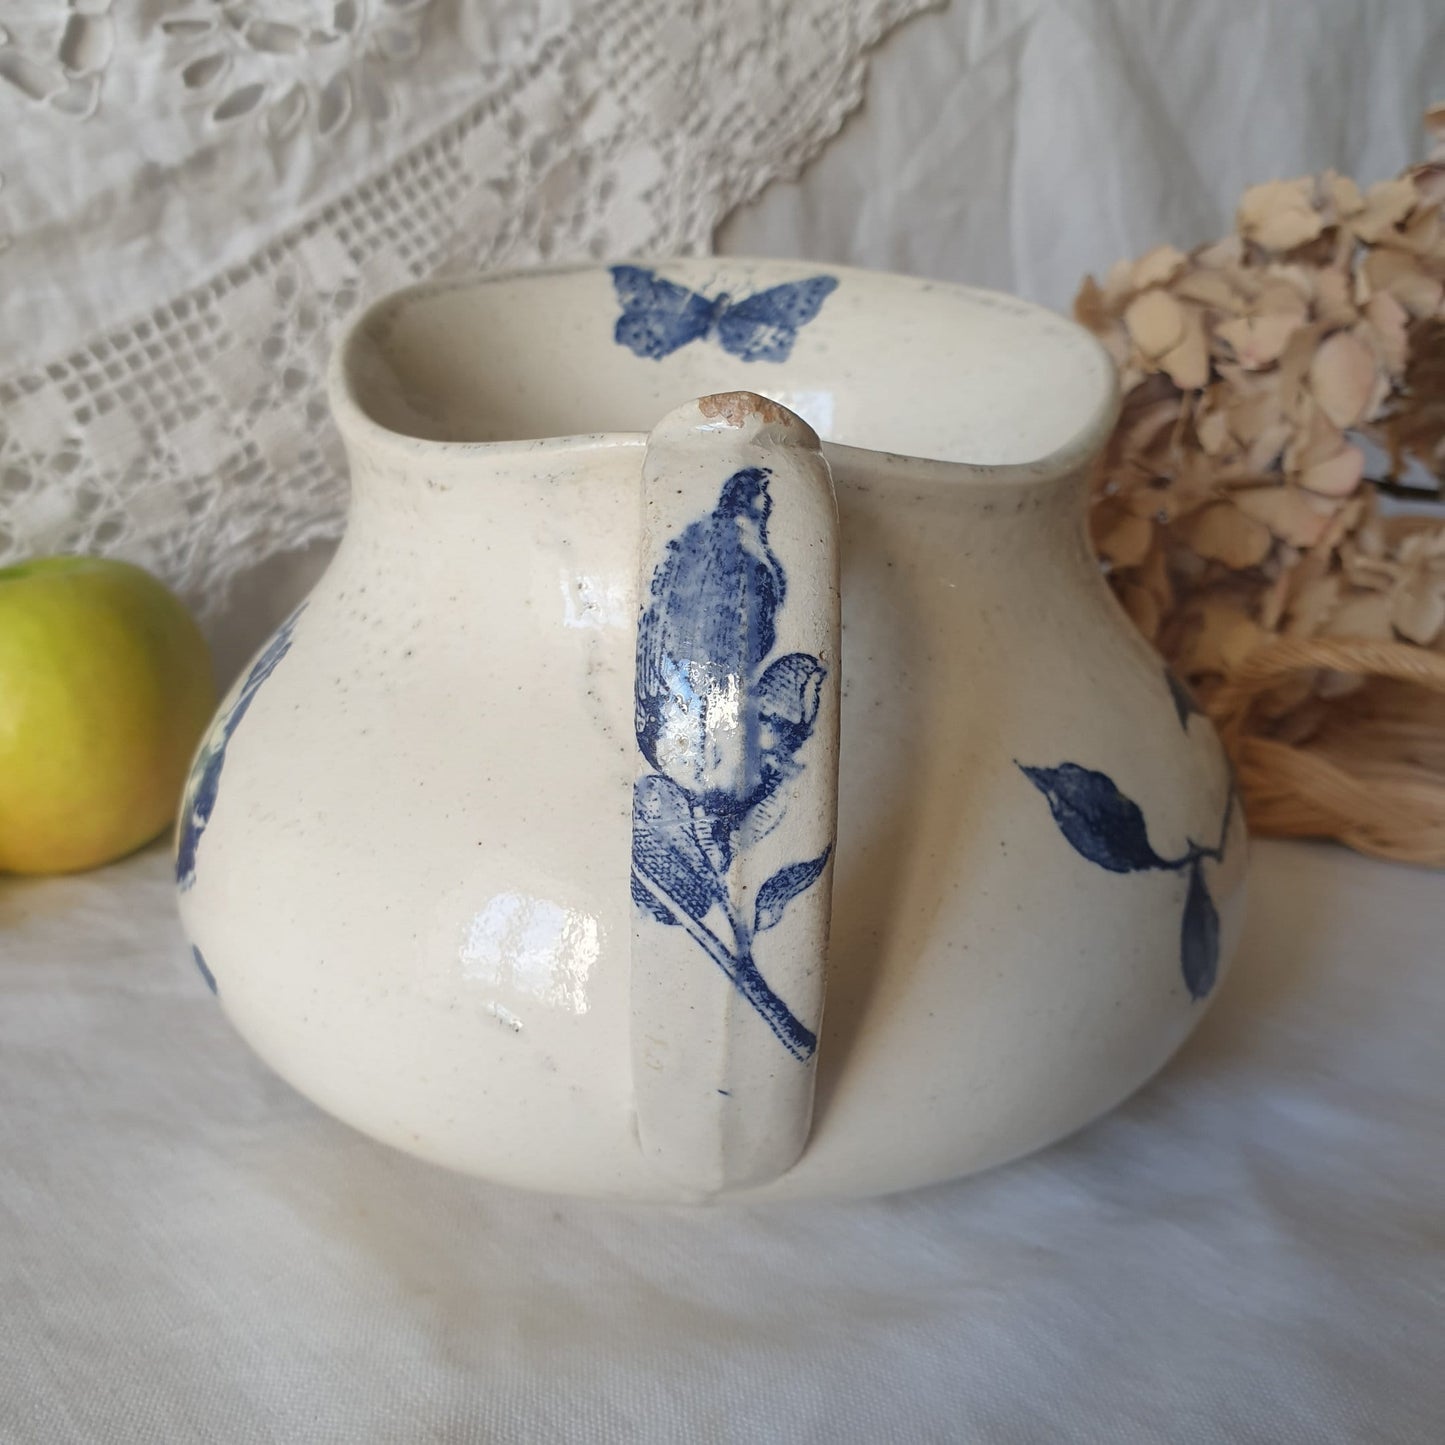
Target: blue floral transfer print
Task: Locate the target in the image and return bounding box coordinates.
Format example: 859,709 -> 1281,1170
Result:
1018,760 -> 1235,1000
175,607 -> 303,892
609,266 -> 838,363
631,467 -> 831,1060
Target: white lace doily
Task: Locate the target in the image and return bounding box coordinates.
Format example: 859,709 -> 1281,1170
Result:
0,0 -> 933,618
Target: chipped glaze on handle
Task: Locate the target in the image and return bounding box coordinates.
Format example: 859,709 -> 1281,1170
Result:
630,392 -> 840,1196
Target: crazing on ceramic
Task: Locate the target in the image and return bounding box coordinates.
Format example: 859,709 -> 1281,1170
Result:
175,258 -> 1248,1203
610,266 -> 838,362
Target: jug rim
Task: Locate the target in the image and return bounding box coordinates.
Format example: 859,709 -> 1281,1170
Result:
328,258 -> 1120,489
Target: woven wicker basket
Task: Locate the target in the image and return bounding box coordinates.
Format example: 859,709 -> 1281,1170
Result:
1211,633 -> 1445,867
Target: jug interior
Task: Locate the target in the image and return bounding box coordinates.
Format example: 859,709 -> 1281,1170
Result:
340,260 -> 1115,469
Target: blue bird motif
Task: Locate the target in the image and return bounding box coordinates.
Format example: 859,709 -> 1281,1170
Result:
631,467 -> 832,1060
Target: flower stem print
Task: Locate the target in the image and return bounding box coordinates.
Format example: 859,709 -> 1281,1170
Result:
631,466 -> 832,1060
175,607 -> 303,891
1018,761 -> 1235,1000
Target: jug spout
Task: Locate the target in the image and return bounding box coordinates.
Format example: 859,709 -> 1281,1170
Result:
630,393 -> 840,1196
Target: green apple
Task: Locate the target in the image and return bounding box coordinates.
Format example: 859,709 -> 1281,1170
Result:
0,556 -> 215,874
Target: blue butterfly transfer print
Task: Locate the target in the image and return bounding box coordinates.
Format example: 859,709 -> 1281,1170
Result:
609,266 -> 839,363
630,466 -> 831,1060
175,607 -> 303,892
1018,759 -> 1235,1000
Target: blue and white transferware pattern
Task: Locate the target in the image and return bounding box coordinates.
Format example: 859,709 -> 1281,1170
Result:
628,392 -> 838,1193
1019,671 -> 1235,1000
609,265 -> 837,363
175,608 -> 303,893
631,464 -> 832,1059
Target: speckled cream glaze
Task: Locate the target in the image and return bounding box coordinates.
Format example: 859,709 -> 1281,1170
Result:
175,261 -> 1246,1202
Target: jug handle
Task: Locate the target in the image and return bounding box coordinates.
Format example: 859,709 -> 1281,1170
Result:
630,392 -> 840,1196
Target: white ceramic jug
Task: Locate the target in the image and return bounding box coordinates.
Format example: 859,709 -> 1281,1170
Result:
176,260 -> 1246,1202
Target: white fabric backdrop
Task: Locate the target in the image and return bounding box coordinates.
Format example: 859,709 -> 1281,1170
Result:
3,3 -> 1444,1441
722,0 -> 1445,311
4,841 -> 1441,1443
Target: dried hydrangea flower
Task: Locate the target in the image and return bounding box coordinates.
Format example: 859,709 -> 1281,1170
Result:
1077,125 -> 1444,697
1075,116 -> 1445,862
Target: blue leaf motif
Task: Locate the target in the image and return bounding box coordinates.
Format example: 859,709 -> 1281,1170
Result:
1181,858 -> 1221,1000
191,946 -> 217,995
754,846 -> 832,934
1018,762 -> 1166,873
631,872 -> 679,927
1020,756 -> 1234,1001
174,744 -> 224,891
631,774 -> 722,924
176,607 -> 302,891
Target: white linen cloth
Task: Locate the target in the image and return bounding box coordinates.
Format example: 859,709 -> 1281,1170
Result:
722,0 -> 1445,312
3,2 -> 1444,1440
2,841 -> 1441,1442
